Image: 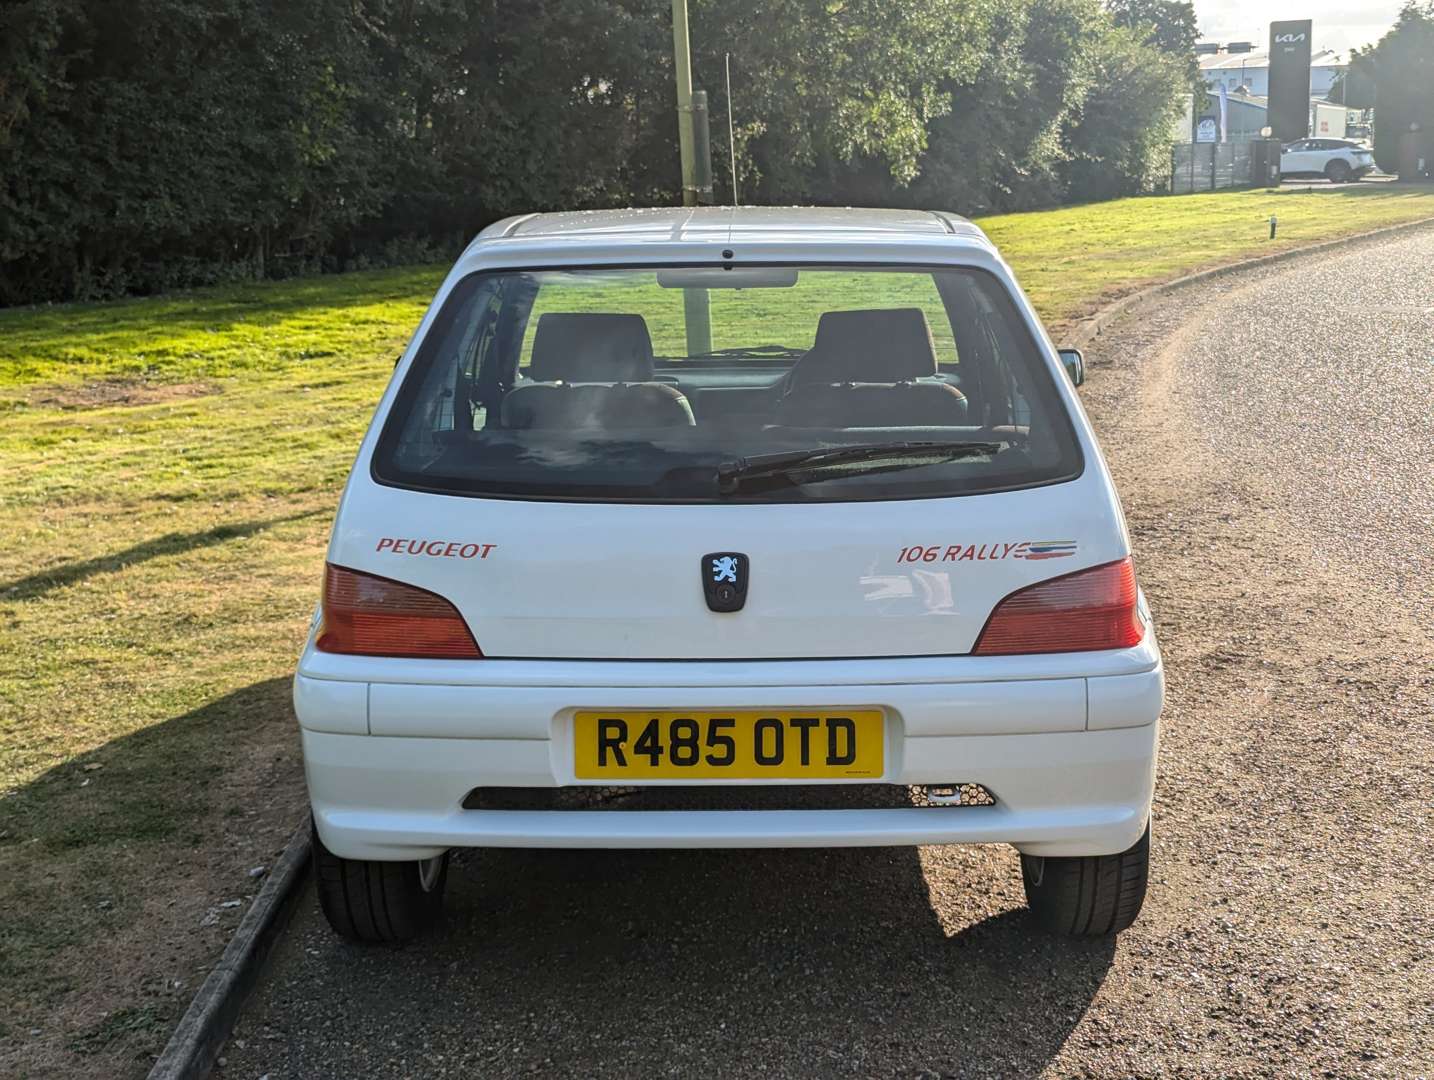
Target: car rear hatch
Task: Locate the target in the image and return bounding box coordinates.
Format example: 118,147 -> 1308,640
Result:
329,258 -> 1131,662
327,471 -> 1127,660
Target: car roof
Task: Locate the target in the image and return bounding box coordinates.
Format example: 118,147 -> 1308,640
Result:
472,206 -> 990,250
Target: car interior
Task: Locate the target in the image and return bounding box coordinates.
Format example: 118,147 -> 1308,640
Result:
499,307 -> 975,433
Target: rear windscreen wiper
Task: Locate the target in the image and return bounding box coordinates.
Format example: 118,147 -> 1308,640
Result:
715,440 -> 1005,495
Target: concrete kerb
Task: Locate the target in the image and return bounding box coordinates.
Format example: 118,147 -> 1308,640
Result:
148,823 -> 311,1080
1061,214 -> 1434,352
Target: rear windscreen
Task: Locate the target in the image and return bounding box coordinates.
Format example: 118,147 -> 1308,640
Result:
373,265 -> 1083,502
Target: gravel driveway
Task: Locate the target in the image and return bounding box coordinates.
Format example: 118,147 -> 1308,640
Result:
224,229 -> 1434,1079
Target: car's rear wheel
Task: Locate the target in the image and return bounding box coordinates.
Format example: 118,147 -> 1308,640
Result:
1325,159 -> 1353,183
312,822 -> 449,943
1020,822 -> 1149,936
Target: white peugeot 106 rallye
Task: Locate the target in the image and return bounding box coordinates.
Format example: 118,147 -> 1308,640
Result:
296,207 -> 1163,943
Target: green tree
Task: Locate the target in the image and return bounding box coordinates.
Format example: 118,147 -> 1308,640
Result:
904,0 -> 1186,211
1061,22 -> 1187,200
0,0 -> 399,302
902,0 -> 1102,213
0,0 -> 71,150
680,0 -> 994,205
1351,3 -> 1434,175
389,2 -> 659,229
1106,0 -> 1198,66
0,0 -> 1207,304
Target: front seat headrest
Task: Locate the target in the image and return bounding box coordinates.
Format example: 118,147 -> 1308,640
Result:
528,312 -> 655,382
791,308 -> 939,385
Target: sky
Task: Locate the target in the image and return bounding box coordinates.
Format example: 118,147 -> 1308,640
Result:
1194,1 -> 1406,53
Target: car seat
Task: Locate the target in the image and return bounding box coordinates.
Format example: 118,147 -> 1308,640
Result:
777,308 -> 967,428
502,312 -> 695,430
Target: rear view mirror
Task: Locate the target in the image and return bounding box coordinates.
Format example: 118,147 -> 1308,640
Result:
1058,348 -> 1085,387
655,267 -> 799,289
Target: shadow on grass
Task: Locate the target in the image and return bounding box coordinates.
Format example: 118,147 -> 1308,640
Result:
0,510 -> 324,602
254,839 -> 1117,1076
0,679 -> 298,1064
0,677 -> 293,859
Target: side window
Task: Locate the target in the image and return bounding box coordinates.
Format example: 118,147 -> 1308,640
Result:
403,279 -> 502,457
942,277 -> 1022,426
975,287 -> 1032,427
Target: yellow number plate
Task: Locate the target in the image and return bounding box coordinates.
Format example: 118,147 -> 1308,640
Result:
573,710 -> 884,780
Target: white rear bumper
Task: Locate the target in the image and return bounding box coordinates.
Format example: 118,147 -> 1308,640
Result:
305,724 -> 1157,859
296,651 -> 1163,861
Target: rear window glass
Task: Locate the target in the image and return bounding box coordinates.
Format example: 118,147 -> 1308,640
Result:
517,268 -> 961,367
374,265 -> 1083,503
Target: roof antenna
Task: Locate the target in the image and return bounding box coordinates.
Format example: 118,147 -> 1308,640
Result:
726,52 -> 739,205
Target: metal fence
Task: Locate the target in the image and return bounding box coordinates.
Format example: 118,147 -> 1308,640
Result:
1170,142 -> 1254,194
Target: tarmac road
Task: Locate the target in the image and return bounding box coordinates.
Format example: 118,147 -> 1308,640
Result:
225,228 -> 1434,1078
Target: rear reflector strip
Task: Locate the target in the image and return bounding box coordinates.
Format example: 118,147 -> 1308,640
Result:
317,564 -> 481,659
973,557 -> 1144,655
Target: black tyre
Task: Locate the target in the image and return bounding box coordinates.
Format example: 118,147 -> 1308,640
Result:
312,823 -> 449,943
1020,823 -> 1149,937
1325,159 -> 1353,183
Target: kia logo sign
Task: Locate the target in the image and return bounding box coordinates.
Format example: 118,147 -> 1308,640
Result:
1268,20 -> 1313,141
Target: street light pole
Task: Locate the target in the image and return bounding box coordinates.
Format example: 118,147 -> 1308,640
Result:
725,52 -> 738,203
671,0 -> 698,208
670,0 -> 711,355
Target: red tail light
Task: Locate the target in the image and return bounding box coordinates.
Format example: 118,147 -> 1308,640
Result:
973,558 -> 1144,655
317,564 -> 481,658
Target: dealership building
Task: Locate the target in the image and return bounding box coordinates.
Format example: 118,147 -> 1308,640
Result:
1177,89 -> 1354,142
1196,42 -> 1346,98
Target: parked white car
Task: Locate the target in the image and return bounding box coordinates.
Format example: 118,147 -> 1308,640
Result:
295,206 -> 1164,943
1281,138 -> 1376,182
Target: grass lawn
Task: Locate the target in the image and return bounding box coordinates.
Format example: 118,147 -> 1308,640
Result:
978,183 -> 1434,325
2,182 -> 1432,1076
